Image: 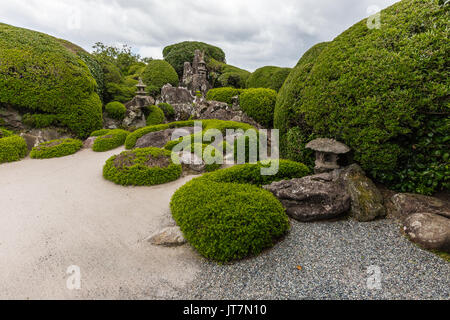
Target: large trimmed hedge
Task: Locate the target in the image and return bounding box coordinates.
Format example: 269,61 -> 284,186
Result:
30,138 -> 83,159
240,88 -> 277,128
146,105 -> 166,126
92,129 -> 129,152
163,41 -> 226,76
206,87 -> 242,105
207,58 -> 251,89
0,135 -> 28,164
170,160 -> 310,262
0,23 -> 103,138
247,66 -> 291,91
275,0 -> 449,194
105,101 -> 127,120
103,147 -> 182,186
142,60 -> 179,97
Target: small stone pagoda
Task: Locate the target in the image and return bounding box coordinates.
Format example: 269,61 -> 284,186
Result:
306,138 -> 351,173
121,78 -> 155,128
182,50 -> 211,96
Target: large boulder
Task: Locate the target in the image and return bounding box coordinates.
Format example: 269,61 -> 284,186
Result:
339,164 -> 386,222
264,172 -> 350,222
135,127 -> 195,149
389,193 -> 450,220
403,212 -> 450,252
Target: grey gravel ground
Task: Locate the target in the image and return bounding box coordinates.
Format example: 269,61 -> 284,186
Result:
174,218 -> 450,300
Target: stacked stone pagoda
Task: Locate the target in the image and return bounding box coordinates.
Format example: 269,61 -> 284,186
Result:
182,50 -> 211,96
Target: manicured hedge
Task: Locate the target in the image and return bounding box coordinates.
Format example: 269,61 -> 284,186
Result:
158,103 -> 175,120
247,66 -> 291,91
207,58 -> 251,89
274,0 -> 449,194
0,135 -> 28,164
103,147 -> 182,186
163,41 -> 226,76
0,23 -> 103,138
105,101 -> 127,120
141,60 -> 179,97
206,87 -> 241,105
240,88 -> 277,128
92,129 -> 129,152
22,114 -> 59,128
30,138 -> 83,159
146,105 -> 166,126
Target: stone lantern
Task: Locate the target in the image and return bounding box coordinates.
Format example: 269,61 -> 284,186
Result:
306,138 -> 350,173
136,77 -> 147,96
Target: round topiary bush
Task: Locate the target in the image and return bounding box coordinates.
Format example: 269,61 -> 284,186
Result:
206,87 -> 241,105
157,103 -> 175,120
146,105 -> 166,126
170,160 -> 310,262
103,147 -> 182,186
247,66 -> 291,92
0,135 -> 28,164
0,23 -> 103,138
163,41 -> 226,76
30,138 -> 83,159
92,129 -> 129,152
105,101 -> 127,120
141,60 -> 179,97
275,0 -> 449,194
239,88 -> 277,128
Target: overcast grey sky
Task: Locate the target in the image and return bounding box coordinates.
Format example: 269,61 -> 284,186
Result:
1,0 -> 399,71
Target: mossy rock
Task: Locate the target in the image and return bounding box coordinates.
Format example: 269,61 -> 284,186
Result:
0,134 -> 28,164
274,0 -> 449,194
92,129 -> 129,152
0,23 -> 103,138
30,138 -> 83,159
103,147 -> 182,186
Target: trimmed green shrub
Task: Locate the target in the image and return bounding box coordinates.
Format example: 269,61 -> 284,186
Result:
105,102 -> 127,120
247,66 -> 291,91
274,0 -> 449,194
240,88 -> 277,128
30,138 -> 82,159
163,41 -> 226,76
90,129 -> 111,137
206,87 -> 241,105
92,129 -> 129,152
0,135 -> 28,164
208,58 -> 251,89
103,147 -> 182,186
146,105 -> 166,126
142,60 -> 179,97
22,114 -> 59,129
158,103 -> 175,120
0,23 -> 103,138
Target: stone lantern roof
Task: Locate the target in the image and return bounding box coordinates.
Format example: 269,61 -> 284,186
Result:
306,138 -> 350,173
136,78 -> 147,96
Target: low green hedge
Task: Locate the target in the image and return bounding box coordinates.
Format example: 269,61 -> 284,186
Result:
239,88 -> 277,128
0,127 -> 14,138
206,87 -> 241,105
30,138 -> 83,159
92,129 -> 129,152
103,147 -> 182,186
105,101 -> 127,120
22,114 -> 59,128
170,159 -> 310,262
0,135 -> 28,164
246,66 -> 291,91
146,105 -> 166,126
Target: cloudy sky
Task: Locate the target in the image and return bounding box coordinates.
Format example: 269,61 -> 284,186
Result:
1,0 -> 398,71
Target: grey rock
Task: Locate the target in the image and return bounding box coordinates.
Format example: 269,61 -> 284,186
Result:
389,193 -> 450,220
403,212 -> 450,252
83,136 -> 97,149
339,164 -> 386,222
178,151 -> 206,172
306,138 -> 351,154
122,105 -> 146,129
161,84 -> 194,105
147,226 -> 186,247
0,106 -> 24,130
182,50 -> 211,96
135,127 -> 195,149
19,133 -> 40,151
264,173 -> 351,222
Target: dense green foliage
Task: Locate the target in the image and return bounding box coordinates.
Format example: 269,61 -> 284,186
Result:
0,127 -> 13,138
163,41 -> 226,76
103,147 -> 182,186
207,58 -> 251,89
0,23 -> 103,138
30,138 -> 83,159
92,129 -> 129,152
206,87 -> 241,105
142,60 -> 179,97
105,101 -> 127,120
157,103 -> 175,120
240,88 -> 277,127
275,0 -> 449,194
170,160 -> 309,262
22,114 -> 59,129
0,135 -> 28,164
247,66 -> 291,91
146,105 -> 166,126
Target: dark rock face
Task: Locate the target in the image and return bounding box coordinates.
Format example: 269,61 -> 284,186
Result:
135,127 -> 195,149
0,106 -> 24,130
161,84 -> 194,105
339,164 -> 386,222
403,212 -> 450,252
389,193 -> 450,220
264,172 -> 351,222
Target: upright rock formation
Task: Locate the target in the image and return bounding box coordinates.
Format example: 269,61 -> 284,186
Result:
182,50 -> 211,96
